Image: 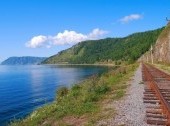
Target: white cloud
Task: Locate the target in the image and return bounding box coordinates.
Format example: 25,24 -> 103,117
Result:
51,30 -> 87,45
88,28 -> 108,39
119,14 -> 143,24
26,28 -> 108,48
25,35 -> 48,48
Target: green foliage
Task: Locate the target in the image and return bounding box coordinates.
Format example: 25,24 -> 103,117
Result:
95,85 -> 110,95
56,87 -> 69,102
57,87 -> 69,97
42,27 -> 164,64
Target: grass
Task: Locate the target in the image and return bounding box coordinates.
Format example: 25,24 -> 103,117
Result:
153,63 -> 170,75
10,63 -> 138,126
112,90 -> 125,100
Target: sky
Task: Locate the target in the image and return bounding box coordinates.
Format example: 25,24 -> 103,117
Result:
0,0 -> 169,62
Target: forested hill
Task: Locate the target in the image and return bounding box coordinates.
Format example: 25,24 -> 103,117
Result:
42,27 -> 164,64
1,56 -> 46,65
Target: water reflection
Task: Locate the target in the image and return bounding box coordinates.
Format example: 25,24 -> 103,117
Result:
0,65 -> 107,126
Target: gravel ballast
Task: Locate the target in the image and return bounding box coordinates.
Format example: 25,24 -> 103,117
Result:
98,64 -> 150,126
111,64 -> 149,126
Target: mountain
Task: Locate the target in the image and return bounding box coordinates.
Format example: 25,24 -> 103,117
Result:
140,22 -> 170,64
1,56 -> 46,65
42,27 -> 164,64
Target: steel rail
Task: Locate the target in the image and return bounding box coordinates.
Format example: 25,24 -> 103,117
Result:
147,64 -> 170,81
143,63 -> 170,125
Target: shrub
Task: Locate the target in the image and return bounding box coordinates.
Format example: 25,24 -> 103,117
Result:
72,84 -> 81,90
84,93 -> 100,102
56,87 -> 69,101
70,84 -> 82,97
95,85 -> 110,95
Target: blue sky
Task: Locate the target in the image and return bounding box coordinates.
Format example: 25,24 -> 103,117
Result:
0,0 -> 169,61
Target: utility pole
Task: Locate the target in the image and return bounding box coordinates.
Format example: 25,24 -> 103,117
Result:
151,45 -> 154,64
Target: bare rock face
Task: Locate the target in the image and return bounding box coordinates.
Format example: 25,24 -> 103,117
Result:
139,23 -> 170,64
153,22 -> 170,63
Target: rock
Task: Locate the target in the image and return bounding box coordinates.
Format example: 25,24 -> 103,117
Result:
140,22 -> 170,64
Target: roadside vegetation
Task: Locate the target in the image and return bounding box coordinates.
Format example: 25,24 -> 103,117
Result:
10,64 -> 138,126
153,63 -> 170,74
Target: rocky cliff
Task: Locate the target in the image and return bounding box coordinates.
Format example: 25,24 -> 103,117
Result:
140,23 -> 170,64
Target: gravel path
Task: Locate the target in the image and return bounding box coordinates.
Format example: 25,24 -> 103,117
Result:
98,64 -> 150,126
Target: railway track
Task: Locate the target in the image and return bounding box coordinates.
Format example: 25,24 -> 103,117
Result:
142,63 -> 170,125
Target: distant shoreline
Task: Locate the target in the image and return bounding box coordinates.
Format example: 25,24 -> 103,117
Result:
42,63 -> 119,67
0,63 -> 120,67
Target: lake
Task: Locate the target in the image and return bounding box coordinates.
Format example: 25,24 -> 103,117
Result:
0,65 -> 107,126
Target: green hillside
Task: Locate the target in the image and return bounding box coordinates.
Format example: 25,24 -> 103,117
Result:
1,56 -> 46,65
42,27 -> 164,64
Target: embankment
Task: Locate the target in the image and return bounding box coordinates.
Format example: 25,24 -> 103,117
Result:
10,64 -> 138,126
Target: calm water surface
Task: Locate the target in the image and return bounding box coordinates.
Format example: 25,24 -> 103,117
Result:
0,65 -> 107,126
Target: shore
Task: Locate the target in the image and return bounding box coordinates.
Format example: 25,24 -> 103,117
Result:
10,64 -> 138,126
42,63 -> 119,66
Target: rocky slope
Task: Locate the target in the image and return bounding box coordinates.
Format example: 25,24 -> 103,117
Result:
140,22 -> 170,64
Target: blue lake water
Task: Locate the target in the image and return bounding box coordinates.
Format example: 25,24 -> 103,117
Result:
0,65 -> 107,126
